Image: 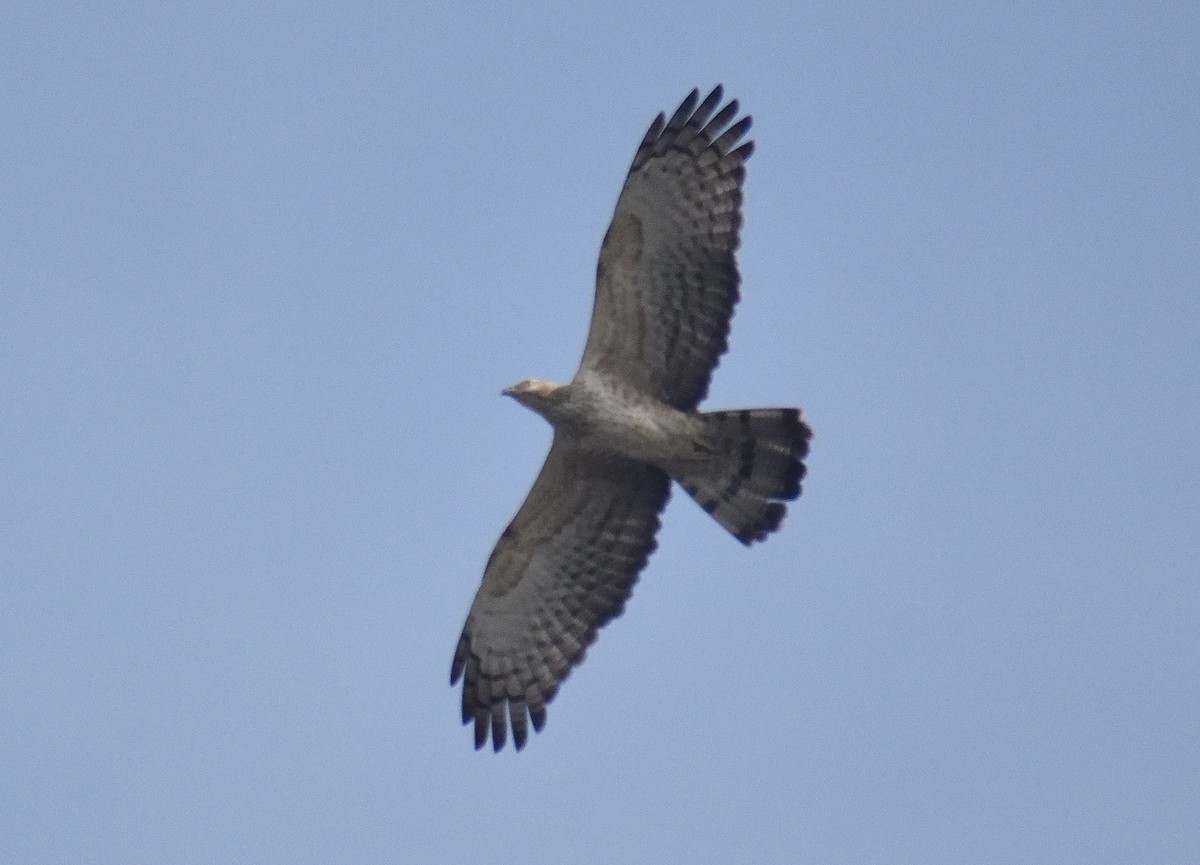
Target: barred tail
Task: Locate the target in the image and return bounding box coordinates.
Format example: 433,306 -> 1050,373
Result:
676,408 -> 812,545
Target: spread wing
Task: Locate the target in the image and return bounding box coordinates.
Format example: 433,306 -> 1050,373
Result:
578,85 -> 753,410
451,436 -> 671,751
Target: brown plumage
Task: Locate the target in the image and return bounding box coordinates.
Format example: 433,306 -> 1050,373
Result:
451,87 -> 812,751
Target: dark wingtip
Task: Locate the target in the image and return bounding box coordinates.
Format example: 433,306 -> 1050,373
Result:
726,115 -> 752,142
695,85 -> 723,121
672,89 -> 701,125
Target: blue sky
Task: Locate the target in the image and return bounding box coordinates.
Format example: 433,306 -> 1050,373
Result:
3,3 -> 1197,863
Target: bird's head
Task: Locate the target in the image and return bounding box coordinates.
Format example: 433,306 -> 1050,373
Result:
503,379 -> 568,415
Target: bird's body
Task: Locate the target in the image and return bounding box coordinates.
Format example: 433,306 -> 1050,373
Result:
506,374 -> 710,472
451,87 -> 812,751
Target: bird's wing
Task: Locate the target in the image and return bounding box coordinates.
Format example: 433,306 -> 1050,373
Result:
451,435 -> 671,751
578,85 -> 753,410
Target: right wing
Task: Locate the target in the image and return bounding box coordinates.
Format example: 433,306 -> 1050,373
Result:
451,436 -> 671,751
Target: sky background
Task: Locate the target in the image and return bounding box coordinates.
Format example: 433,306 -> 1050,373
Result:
3,3 -> 1197,863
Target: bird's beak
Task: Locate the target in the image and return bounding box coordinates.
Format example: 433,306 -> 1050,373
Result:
501,387 -> 514,398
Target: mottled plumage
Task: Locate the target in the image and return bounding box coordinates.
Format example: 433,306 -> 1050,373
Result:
451,87 -> 812,751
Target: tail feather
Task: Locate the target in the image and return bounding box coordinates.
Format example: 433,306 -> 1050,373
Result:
677,408 -> 811,545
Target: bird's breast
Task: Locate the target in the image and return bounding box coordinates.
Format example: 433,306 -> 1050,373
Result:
558,378 -> 705,470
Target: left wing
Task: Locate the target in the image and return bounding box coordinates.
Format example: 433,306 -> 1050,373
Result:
578,86 -> 753,410
451,436 -> 671,751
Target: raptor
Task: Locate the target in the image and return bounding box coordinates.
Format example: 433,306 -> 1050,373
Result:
451,86 -> 812,751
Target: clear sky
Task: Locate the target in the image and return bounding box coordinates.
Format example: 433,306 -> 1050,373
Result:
3,3 -> 1197,863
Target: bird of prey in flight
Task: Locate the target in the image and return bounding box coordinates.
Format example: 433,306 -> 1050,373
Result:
451,86 -> 812,751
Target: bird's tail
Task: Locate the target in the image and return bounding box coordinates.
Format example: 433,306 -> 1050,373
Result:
676,408 -> 812,545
